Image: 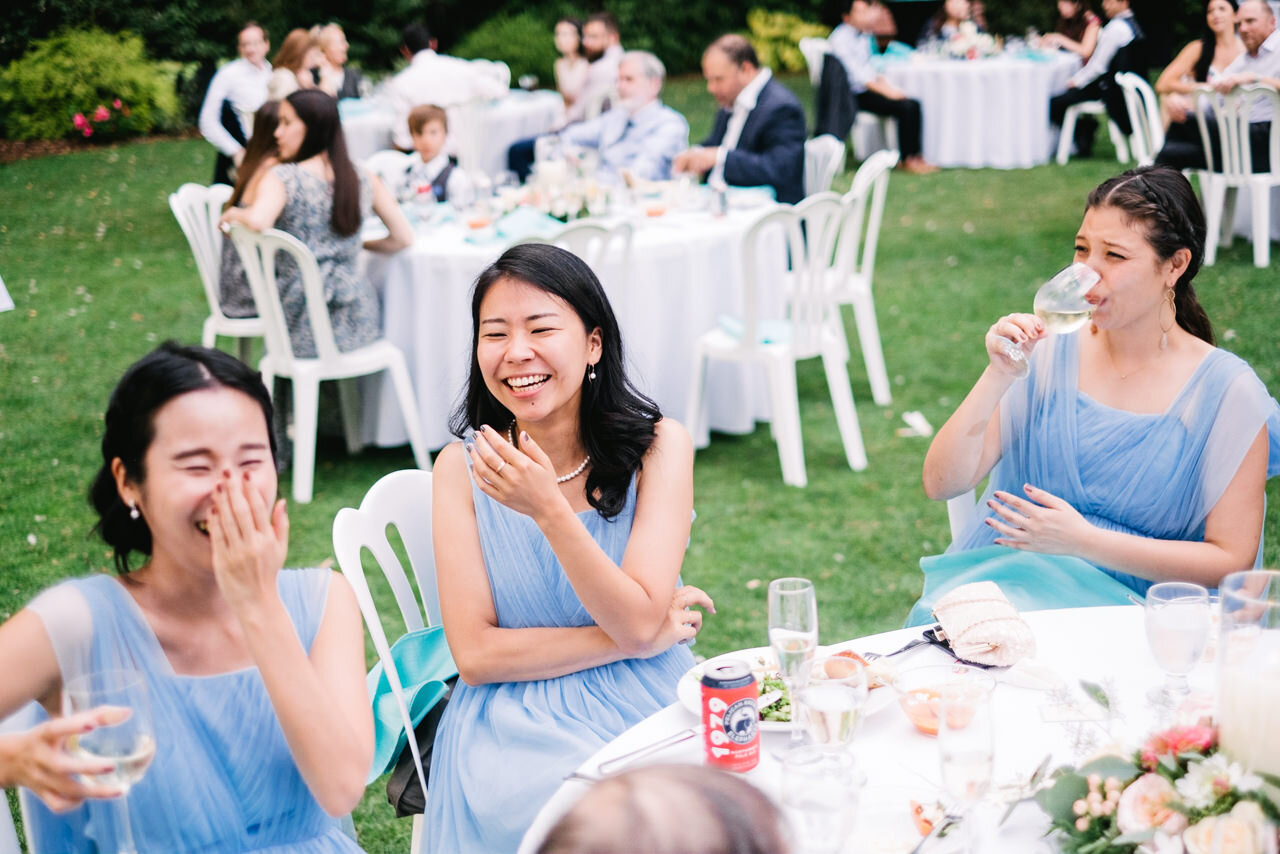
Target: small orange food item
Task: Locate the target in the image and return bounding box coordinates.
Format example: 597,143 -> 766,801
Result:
910,801 -> 934,836
833,649 -> 869,666
899,687 -> 941,736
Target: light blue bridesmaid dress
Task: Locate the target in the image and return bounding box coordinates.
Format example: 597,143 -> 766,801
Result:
423,473 -> 696,853
907,333 -> 1280,626
24,570 -> 364,853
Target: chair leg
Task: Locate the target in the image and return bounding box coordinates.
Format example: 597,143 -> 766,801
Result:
235,336 -> 254,366
1250,184 -> 1270,268
411,814 -> 426,854
766,359 -> 807,488
1056,109 -> 1078,165
291,378 -> 320,504
337,377 -> 363,456
850,291 -> 891,406
203,318 -> 217,349
821,345 -> 868,472
1107,121 -> 1130,164
386,357 -> 433,471
883,117 -> 899,155
684,350 -> 710,449
1220,187 -> 1238,249
1203,178 -> 1224,266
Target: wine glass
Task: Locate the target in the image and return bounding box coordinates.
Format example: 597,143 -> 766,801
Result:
63,669 -> 157,854
997,262 -> 1101,378
768,577 -> 819,747
1145,581 -> 1210,705
796,655 -> 868,751
938,670 -> 996,854
779,744 -> 860,854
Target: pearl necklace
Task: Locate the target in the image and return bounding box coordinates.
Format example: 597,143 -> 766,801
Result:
508,424 -> 590,484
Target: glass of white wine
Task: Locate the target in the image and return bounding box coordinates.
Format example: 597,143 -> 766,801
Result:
797,655 -> 868,751
938,672 -> 996,854
1145,582 -> 1210,706
64,669 -> 157,854
768,577 -> 819,747
998,262 -> 1101,378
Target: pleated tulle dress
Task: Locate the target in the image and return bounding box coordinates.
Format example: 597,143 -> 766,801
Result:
23,569 -> 364,853
907,333 -> 1280,625
423,472 -> 696,853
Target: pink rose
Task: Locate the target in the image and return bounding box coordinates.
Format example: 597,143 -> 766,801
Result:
112,98 -> 122,109
93,105 -> 110,122
1116,774 -> 1189,836
82,127 -> 93,138
73,113 -> 87,130
1140,726 -> 1216,770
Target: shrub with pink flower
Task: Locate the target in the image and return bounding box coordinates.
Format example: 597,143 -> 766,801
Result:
68,99 -> 131,140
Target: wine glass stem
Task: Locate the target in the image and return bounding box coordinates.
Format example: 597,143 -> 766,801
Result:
115,794 -> 137,854
785,678 -> 804,745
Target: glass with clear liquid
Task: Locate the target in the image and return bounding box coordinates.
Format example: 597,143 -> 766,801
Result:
768,578 -> 819,746
999,262 -> 1101,378
1144,582 -> 1209,705
797,655 -> 868,751
938,674 -> 996,854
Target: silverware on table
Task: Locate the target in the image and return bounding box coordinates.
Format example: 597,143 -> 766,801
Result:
595,726 -> 701,775
861,637 -> 931,661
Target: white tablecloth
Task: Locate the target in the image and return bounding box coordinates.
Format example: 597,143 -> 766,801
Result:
340,90 -> 564,177
361,206 -> 784,451
876,52 -> 1080,169
520,606 -> 1205,854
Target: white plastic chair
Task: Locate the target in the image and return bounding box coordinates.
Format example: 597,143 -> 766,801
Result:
829,149 -> 899,406
1194,84 -> 1280,268
804,134 -> 847,197
168,183 -> 264,363
332,469 -> 437,854
799,37 -> 829,87
686,200 -> 868,487
1115,72 -> 1164,166
1055,100 -> 1130,165
946,489 -> 978,544
851,112 -> 900,162
514,220 -> 635,314
227,225 -> 430,503
364,150 -> 414,190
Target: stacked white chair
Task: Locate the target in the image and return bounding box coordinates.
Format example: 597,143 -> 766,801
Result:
332,469 -> 438,854
804,134 -> 848,196
168,183 -> 264,363
1055,100 -> 1131,165
686,199 -> 868,487
227,225 -> 430,503
1115,72 -> 1164,167
1194,84 -> 1280,268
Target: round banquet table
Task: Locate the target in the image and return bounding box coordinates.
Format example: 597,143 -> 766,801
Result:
360,204 -> 786,451
876,52 -> 1080,169
518,605 -> 1210,854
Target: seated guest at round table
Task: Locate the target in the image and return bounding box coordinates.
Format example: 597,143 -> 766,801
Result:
918,0 -> 983,48
672,35 -> 806,204
219,99 -> 282,318
554,18 -> 590,113
0,342 -> 373,851
267,28 -> 324,101
399,104 -> 472,204
315,23 -> 366,100
912,166 -> 1280,624
1040,0 -> 1103,60
1156,0 -> 1243,130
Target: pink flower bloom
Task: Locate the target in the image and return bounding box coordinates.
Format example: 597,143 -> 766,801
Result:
1115,773 -> 1188,837
1139,726 -> 1216,770
112,99 -> 122,109
93,105 -> 111,122
82,127 -> 93,138
73,113 -> 87,130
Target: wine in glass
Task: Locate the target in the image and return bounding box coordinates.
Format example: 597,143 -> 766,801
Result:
938,670 -> 996,854
1144,581 -> 1210,705
64,669 -> 156,854
768,577 -> 819,746
797,655 -> 868,751
998,262 -> 1101,378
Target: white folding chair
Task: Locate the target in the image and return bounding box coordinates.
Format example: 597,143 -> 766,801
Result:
168,183 -> 264,363
829,149 -> 898,406
1115,72 -> 1164,167
851,112 -> 900,162
946,489 -> 978,544
804,134 -> 848,197
1195,84 -> 1280,268
798,37 -> 829,87
1055,100 -> 1130,165
228,225 -> 430,503
364,150 -> 414,190
332,469 -> 437,854
513,220 -> 635,314
686,201 -> 868,487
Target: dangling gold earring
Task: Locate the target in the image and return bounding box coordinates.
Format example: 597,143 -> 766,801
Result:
1159,288 -> 1176,350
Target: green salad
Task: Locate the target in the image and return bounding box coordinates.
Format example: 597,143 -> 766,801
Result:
758,674 -> 790,722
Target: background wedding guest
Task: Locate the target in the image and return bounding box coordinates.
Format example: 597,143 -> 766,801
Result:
316,23 -> 366,100
918,0 -> 982,47
218,100 -> 281,320
563,12 -> 625,126
267,28 -> 324,102
400,104 -> 472,204
829,0 -> 939,175
1041,0 -> 1103,60
386,21 -> 508,151
537,765 -> 790,854
1155,0 -> 1242,130
554,18 -> 590,112
672,35 -> 806,204
198,21 -> 272,185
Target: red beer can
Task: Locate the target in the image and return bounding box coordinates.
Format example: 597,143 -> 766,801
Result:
701,660 -> 760,772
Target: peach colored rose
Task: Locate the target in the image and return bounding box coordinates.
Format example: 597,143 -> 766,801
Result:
1116,773 -> 1189,836
1140,726 -> 1216,770
1182,802 -> 1272,854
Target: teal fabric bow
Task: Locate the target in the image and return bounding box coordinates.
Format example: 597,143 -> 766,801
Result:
367,625 -> 458,783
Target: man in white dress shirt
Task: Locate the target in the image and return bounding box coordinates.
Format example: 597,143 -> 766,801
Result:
1048,0 -> 1144,158
563,13 -> 625,126
386,22 -> 508,151
198,22 -> 272,185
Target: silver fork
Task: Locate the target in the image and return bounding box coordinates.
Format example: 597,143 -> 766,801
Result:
861,637 -> 931,661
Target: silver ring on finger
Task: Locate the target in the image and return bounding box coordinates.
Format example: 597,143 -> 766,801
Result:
495,460 -> 507,474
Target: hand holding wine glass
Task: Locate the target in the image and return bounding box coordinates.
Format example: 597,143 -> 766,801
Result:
1,707 -> 132,812
767,578 -> 819,746
994,262 -> 1100,378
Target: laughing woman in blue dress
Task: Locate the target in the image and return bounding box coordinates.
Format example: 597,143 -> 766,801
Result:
426,244 -> 714,852
911,166 -> 1280,624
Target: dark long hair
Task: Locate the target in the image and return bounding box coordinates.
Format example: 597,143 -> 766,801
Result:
1055,1 -> 1095,44
1086,166 -> 1214,344
89,342 -> 276,574
556,17 -> 584,58
226,100 -> 280,210
448,244 -> 661,519
283,89 -> 360,237
1194,0 -> 1239,82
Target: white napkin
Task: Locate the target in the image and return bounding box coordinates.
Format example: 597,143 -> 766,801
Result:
932,581 -> 1036,667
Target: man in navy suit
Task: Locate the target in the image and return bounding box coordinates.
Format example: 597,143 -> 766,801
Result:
673,35 -> 806,204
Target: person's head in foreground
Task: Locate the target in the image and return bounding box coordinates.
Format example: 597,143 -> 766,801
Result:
451,243 -> 659,517
702,35 -> 760,110
536,764 -> 790,854
1080,166 -> 1212,343
91,342 -> 278,574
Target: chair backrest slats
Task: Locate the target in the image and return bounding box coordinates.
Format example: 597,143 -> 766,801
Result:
1195,84 -> 1280,179
804,134 -> 847,197
169,183 -> 234,318
1115,72 -> 1163,166
839,149 -> 898,288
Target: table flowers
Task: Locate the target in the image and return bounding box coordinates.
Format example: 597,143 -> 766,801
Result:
943,22 -> 1000,61
1036,723 -> 1279,853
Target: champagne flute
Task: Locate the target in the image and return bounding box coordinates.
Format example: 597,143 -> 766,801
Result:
64,669 -> 156,854
997,262 -> 1101,378
797,655 -> 868,751
1145,581 -> 1210,705
768,577 -> 819,746
938,670 -> 996,854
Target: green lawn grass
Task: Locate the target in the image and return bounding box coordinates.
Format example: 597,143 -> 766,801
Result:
3,73 -> 1280,851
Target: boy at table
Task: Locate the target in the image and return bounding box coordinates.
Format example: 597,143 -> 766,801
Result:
399,104 -> 472,204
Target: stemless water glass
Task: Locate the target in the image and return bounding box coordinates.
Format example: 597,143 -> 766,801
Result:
1145,581 -> 1210,705
768,578 -> 819,746
797,655 -> 868,751
780,744 -> 860,854
998,262 -> 1101,378
64,669 -> 157,854
938,672 -> 996,854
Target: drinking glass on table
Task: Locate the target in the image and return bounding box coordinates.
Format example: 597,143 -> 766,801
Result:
1145,581 -> 1210,705
938,672 -> 996,854
997,262 -> 1101,378
63,669 -> 156,854
768,577 -> 819,746
780,744 -> 860,854
797,655 -> 868,751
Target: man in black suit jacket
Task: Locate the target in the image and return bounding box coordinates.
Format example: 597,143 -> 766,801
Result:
673,35 -> 806,204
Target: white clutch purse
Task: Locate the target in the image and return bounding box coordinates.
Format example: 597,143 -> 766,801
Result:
931,581 -> 1036,667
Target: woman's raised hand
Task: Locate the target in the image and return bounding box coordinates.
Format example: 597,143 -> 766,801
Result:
644,585 -> 716,656
0,707 -> 131,812
985,484 -> 1092,554
468,425 -> 569,519
208,469 -> 289,608
986,313 -> 1045,376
